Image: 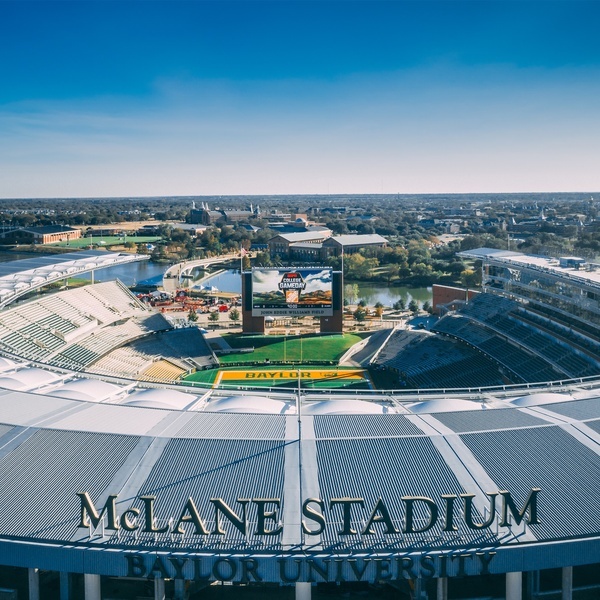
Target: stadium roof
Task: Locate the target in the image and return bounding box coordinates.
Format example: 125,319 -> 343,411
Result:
459,247 -> 600,288
304,398 -> 392,414
0,369 -> 595,566
0,250 -> 149,307
0,259 -> 596,580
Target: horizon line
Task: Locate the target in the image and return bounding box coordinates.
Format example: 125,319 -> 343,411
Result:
0,190 -> 598,202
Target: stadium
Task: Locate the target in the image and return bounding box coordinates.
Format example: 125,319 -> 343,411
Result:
0,249 -> 596,600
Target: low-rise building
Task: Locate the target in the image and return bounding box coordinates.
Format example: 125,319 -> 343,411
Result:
321,233 -> 387,257
268,231 -> 332,257
14,225 -> 82,245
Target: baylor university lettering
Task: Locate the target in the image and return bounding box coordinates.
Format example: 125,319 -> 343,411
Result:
124,551 -> 499,582
77,488 -> 541,538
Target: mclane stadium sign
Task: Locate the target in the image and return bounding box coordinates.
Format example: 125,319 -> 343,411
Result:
78,488 -> 541,582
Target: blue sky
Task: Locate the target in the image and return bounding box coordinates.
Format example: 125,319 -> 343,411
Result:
1,1 -> 600,198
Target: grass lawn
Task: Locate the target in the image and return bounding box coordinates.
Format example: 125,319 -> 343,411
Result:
51,236 -> 160,249
217,333 -> 369,364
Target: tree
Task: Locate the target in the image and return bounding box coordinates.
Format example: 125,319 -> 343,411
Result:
393,298 -> 406,311
353,307 -> 367,322
187,309 -> 198,323
385,264 -> 400,284
460,268 -> 481,288
344,283 -> 360,304
229,308 -> 240,323
208,311 -> 220,328
254,251 -> 272,267
408,299 -> 419,314
345,253 -> 379,280
422,300 -> 432,314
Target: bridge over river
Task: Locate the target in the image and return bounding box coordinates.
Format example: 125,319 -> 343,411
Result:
162,253 -> 240,293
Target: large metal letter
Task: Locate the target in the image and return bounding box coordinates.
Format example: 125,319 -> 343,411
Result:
210,498 -> 249,536
329,498 -> 365,535
499,488 -> 541,527
140,496 -> 169,533
461,492 -> 497,529
361,498 -> 399,535
76,492 -> 119,531
172,497 -> 209,535
402,496 -> 438,534
302,498 -> 325,535
253,498 -> 283,536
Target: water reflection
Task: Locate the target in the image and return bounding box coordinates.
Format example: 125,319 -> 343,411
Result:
93,260 -> 167,286
198,269 -> 242,293
355,283 -> 432,308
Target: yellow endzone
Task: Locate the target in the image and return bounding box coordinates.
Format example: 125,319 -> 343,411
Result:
219,369 -> 366,381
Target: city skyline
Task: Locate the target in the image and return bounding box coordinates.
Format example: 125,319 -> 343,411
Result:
2,0 -> 600,198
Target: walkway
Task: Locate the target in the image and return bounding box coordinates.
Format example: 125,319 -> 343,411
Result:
162,253 -> 238,292
339,328 -> 394,367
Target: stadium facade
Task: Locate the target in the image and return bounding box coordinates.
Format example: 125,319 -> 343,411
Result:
0,251 -> 596,599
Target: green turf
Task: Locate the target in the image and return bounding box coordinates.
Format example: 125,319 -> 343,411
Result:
183,366 -> 371,390
214,379 -> 371,390
183,369 -> 219,385
218,333 -> 368,364
51,236 -> 160,248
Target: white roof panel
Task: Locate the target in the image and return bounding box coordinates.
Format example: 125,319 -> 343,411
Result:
47,403 -> 171,435
49,379 -> 125,402
0,368 -> 61,391
124,388 -> 199,410
205,395 -> 293,414
510,392 -> 574,407
304,399 -> 390,415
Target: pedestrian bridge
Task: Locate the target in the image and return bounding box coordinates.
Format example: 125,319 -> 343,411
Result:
162,253 -> 239,292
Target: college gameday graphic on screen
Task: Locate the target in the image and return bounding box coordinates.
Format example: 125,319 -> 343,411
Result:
252,267 -> 333,316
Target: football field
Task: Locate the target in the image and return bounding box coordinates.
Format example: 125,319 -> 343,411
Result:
213,367 -> 372,389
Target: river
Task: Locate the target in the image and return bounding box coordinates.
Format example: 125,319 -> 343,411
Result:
0,254 -> 432,308
349,282 -> 432,308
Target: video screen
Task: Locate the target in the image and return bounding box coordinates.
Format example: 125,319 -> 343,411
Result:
251,267 -> 334,316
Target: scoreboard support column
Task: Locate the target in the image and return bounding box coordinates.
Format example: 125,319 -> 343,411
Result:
242,272 -> 266,333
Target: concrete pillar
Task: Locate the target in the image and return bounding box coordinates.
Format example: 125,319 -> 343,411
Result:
28,568 -> 39,600
295,581 -> 311,600
174,578 -> 186,600
414,578 -> 423,599
60,572 -> 71,600
526,570 -> 540,599
84,574 -> 101,600
437,577 -> 448,600
154,578 -> 166,600
562,566 -> 573,600
506,571 -> 522,600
